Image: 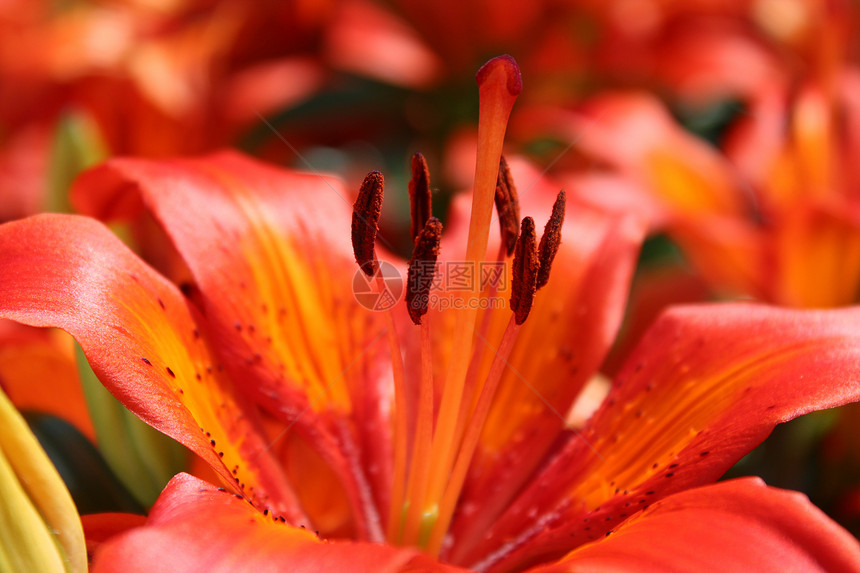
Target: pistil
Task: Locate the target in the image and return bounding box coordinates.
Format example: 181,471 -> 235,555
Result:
421,56 -> 522,534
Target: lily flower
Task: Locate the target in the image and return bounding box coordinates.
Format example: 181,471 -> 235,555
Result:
1,55 -> 860,571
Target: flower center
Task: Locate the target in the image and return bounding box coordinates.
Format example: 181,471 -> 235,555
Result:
351,55 -> 565,558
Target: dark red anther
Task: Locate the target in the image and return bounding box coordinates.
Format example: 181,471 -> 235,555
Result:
536,189 -> 566,289
510,217 -> 539,325
494,156 -> 521,256
409,153 -> 432,244
406,217 -> 443,325
351,171 -> 384,276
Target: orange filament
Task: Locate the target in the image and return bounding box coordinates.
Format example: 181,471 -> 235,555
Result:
375,272 -> 409,544
400,320 -> 435,545
426,316 -> 520,555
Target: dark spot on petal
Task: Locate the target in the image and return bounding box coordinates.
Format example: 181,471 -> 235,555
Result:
141,357 -> 152,366
700,451 -> 710,456
157,297 -> 165,310
166,367 -> 176,378
665,472 -> 674,478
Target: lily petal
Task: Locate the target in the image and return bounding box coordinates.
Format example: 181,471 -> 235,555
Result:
520,96 -> 746,222
72,151 -> 392,538
0,323 -> 94,440
92,473 -> 463,573
0,214 -> 302,519
533,478 -> 860,573
465,303 -> 860,569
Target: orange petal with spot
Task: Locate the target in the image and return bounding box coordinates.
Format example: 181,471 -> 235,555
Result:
533,479 -> 860,573
73,151 -> 392,539
462,304 -> 860,569
92,473 -> 464,573
0,214 -> 302,521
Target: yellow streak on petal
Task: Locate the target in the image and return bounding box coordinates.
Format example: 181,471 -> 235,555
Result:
231,191 -> 351,411
564,346 -> 807,509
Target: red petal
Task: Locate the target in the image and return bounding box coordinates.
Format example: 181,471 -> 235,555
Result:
0,214 -> 301,518
82,513 -> 147,558
92,473 -> 462,573
464,304 -> 860,569
534,478 -> 860,573
73,152 -> 392,538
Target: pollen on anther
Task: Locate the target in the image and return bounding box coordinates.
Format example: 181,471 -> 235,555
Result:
494,156 -> 521,256
351,171 -> 384,276
409,153 -> 432,244
510,216 -> 539,325
406,217 -> 443,325
536,189 -> 566,289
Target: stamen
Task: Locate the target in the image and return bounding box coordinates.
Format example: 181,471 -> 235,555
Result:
510,217 -> 539,325
406,218 -> 443,325
352,171 -> 384,275
423,55 -> 521,531
409,153 -> 433,244
426,315 -> 520,556
494,156 -> 520,256
401,320 -> 435,546
350,172 -> 408,544
536,189 -> 566,289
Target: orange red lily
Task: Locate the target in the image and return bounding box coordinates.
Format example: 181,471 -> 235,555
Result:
0,55 -> 859,571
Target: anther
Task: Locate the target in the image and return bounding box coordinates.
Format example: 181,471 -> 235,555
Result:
406,217 -> 443,325
510,217 -> 539,325
536,189 -> 566,289
351,171 -> 384,276
409,153 -> 433,244
494,156 -> 521,256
